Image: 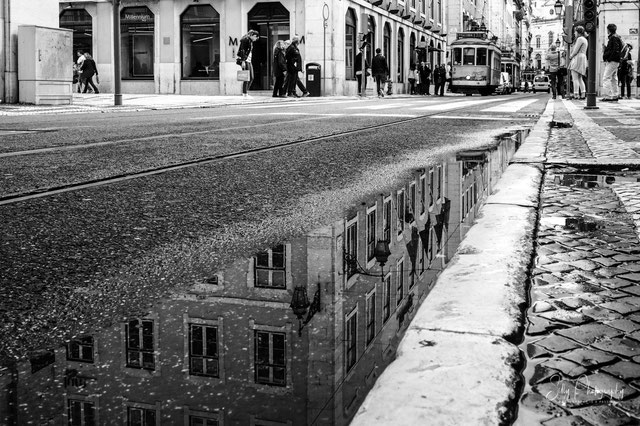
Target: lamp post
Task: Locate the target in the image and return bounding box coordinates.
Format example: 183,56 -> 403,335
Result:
112,0 -> 122,106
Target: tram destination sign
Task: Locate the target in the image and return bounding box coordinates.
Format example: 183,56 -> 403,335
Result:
456,31 -> 488,40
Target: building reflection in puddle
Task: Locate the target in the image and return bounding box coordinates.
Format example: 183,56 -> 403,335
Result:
5,134 -> 521,425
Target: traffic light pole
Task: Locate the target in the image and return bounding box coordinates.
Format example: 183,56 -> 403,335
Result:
585,29 -> 598,108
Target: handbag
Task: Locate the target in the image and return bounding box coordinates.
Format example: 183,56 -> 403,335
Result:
237,70 -> 250,82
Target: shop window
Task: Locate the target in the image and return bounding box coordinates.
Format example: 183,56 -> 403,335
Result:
181,5 -> 220,80
345,9 -> 357,80
59,8 -> 93,62
121,7 -> 155,80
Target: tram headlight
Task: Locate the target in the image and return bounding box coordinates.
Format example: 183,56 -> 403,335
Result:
465,75 -> 471,80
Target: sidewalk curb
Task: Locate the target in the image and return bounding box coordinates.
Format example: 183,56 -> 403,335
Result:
352,101 -> 553,425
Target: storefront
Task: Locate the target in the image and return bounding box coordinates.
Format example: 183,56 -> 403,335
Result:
57,0 -> 446,96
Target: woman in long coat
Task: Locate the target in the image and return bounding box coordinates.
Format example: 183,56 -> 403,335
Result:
272,40 -> 287,97
568,26 -> 588,99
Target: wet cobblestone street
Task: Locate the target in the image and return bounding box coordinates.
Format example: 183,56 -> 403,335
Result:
518,98 -> 640,425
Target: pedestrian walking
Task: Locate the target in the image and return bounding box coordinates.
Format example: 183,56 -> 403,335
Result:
557,51 -> 567,98
76,50 -> 86,93
237,30 -> 259,97
272,40 -> 287,97
601,23 -> 623,102
408,63 -> 417,95
445,62 -> 453,92
568,26 -> 588,100
355,47 -> 370,95
285,36 -> 309,97
80,53 -> 99,94
433,64 -> 446,96
371,48 -> 389,98
545,45 -> 560,99
419,62 -> 431,95
618,43 -> 633,99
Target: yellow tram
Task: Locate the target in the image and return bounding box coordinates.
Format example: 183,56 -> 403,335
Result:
450,31 -> 502,96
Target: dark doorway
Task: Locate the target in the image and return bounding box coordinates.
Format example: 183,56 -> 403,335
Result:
248,2 -> 290,90
59,8 -> 93,61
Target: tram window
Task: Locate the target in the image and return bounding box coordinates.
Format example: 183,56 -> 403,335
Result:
463,48 -> 475,65
476,48 -> 487,65
453,48 -> 462,65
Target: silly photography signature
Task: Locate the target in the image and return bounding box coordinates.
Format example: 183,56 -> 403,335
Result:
543,374 -> 625,406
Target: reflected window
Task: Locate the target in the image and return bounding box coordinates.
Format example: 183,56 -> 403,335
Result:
409,182 -> 416,223
181,5 -> 220,80
366,291 -> 376,346
345,220 -> 358,279
68,399 -> 95,426
189,324 -> 219,377
396,189 -> 406,235
254,330 -> 286,386
429,168 -> 435,207
418,239 -> 425,275
345,9 -> 356,80
190,416 -> 218,426
127,406 -> 156,426
366,208 -> 377,262
437,166 -> 443,200
383,198 -> 392,242
345,309 -> 357,372
420,174 -> 426,215
396,259 -> 404,306
383,275 -> 391,322
67,336 -> 94,363
121,7 -> 155,79
125,319 -> 155,370
254,245 -> 286,288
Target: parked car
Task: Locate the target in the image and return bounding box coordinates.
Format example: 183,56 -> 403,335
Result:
495,72 -> 513,94
532,75 -> 551,93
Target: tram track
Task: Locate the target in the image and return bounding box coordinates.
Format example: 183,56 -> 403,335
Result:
0,95 -> 540,206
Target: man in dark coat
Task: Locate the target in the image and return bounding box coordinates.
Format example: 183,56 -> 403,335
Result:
237,30 -> 259,96
285,36 -> 309,97
433,64 -> 447,96
371,48 -> 389,97
419,62 -> 431,95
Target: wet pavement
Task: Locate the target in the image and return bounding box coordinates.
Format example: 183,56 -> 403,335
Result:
517,98 -> 640,425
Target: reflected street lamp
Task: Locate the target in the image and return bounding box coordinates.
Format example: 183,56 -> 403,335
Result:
554,0 -> 563,15
555,38 -> 561,48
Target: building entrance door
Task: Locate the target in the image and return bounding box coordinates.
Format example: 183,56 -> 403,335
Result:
248,3 -> 290,91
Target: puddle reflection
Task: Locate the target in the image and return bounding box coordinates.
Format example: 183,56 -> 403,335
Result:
4,133 -> 522,425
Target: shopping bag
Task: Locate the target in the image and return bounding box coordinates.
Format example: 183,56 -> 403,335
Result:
237,70 -> 250,82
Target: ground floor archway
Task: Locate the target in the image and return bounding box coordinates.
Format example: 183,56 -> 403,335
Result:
248,2 -> 290,91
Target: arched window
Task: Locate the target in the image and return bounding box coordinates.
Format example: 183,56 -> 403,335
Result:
429,40 -> 435,66
535,53 -> 542,69
59,8 -> 92,62
345,9 -> 356,80
383,23 -> 391,67
536,35 -> 541,48
121,6 -> 155,79
437,42 -> 442,65
397,28 -> 405,82
181,5 -> 220,80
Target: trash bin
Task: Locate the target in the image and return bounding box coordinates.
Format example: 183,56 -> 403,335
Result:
305,63 -> 321,97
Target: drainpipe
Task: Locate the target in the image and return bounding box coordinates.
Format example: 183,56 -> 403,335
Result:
2,0 -> 11,103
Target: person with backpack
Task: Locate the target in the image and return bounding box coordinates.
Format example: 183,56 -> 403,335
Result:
618,43 -> 633,99
601,23 -> 623,102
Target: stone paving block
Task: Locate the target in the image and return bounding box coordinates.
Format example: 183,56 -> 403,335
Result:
617,396 -> 640,419
592,257 -> 622,267
570,260 -> 600,272
542,282 -> 604,299
528,316 -> 568,336
554,297 -> 598,311
545,263 -> 580,273
572,404 -> 639,426
628,313 -> 640,324
556,323 -> 623,345
598,289 -> 635,300
615,255 -> 640,262
552,252 -> 598,262
560,348 -> 618,368
595,248 -> 622,257
597,267 -> 634,278
591,337 -> 640,358
519,392 -> 568,422
599,278 -> 635,290
600,301 -> 640,315
629,331 -> 640,342
541,358 -> 588,379
540,243 -> 572,254
618,296 -> 640,307
620,273 -> 640,283
535,379 -> 608,408
534,301 -> 557,313
531,364 -> 562,385
622,286 -> 640,297
620,264 -> 640,272
606,319 -> 640,333
536,334 -> 583,353
539,255 -> 558,266
577,373 -> 638,400
539,310 -> 594,326
601,361 -> 640,380
528,343 -> 553,359
581,306 -> 624,322
541,415 -> 594,426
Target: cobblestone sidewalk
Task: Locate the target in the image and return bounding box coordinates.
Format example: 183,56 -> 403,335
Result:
517,99 -> 640,425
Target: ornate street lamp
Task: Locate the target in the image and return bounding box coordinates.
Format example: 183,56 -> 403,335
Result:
290,283 -> 321,336
344,240 -> 392,281
554,0 -> 563,15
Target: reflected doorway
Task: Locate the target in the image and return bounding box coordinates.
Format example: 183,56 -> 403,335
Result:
248,2 -> 290,91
